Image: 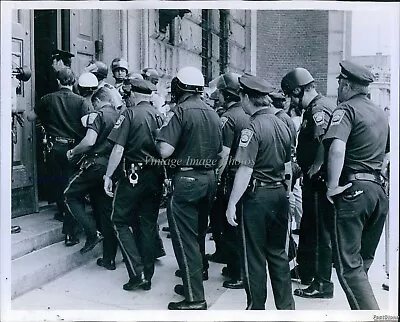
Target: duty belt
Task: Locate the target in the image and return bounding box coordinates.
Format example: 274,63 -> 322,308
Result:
346,173 -> 383,185
49,136 -> 75,145
254,180 -> 283,188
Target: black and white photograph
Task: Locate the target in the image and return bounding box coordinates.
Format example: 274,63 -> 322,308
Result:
0,1 -> 399,321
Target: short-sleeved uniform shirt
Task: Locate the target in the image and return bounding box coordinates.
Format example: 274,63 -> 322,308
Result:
156,95 -> 222,169
220,102 -> 249,169
35,88 -> 90,141
235,109 -> 292,184
323,93 -> 389,176
108,101 -> 163,163
296,94 -> 336,171
85,104 -> 120,157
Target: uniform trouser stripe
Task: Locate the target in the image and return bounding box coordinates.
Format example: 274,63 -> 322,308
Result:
110,180 -> 138,276
240,201 -> 253,310
64,168 -> 85,223
169,194 -> 194,301
331,203 -> 361,309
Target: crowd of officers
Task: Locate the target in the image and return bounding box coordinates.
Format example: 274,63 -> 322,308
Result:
26,49 -> 390,311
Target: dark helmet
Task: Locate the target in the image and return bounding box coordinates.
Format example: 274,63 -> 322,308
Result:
85,61 -> 108,80
110,58 -> 129,73
215,72 -> 241,97
281,68 -> 314,96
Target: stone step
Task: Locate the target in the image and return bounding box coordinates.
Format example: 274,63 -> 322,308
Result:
11,205 -> 63,260
11,240 -> 102,299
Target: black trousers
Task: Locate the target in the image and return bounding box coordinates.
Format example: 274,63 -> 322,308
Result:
111,168 -> 163,281
47,142 -> 79,236
296,177 -> 333,289
168,169 -> 216,302
240,185 -> 294,310
332,180 -> 388,310
64,161 -> 118,261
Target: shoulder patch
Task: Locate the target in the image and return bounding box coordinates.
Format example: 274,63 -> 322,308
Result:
331,109 -> 345,126
220,116 -> 228,129
239,129 -> 254,147
87,112 -> 98,125
114,114 -> 125,129
312,111 -> 325,126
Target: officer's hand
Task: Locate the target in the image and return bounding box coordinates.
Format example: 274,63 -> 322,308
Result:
226,204 -> 238,227
326,183 -> 352,204
103,175 -> 114,198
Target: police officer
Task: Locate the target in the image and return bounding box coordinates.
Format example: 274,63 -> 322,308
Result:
281,68 -> 336,298
77,72 -> 98,110
110,58 -> 129,92
226,74 -> 294,310
323,61 -> 389,310
156,66 -> 222,310
27,67 -> 91,246
64,87 -> 119,265
104,78 -> 163,291
85,60 -> 124,111
211,72 -> 249,289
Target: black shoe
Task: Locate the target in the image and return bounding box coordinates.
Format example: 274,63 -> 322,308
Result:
96,258 -> 116,270
294,283 -> 333,299
292,229 -> 300,235
206,252 -> 227,264
80,234 -> 104,254
11,225 -> 21,234
53,212 -> 64,222
65,234 -> 79,247
162,226 -> 170,232
156,249 -> 166,259
174,284 -> 184,296
290,267 -> 312,285
223,279 -> 244,289
168,299 -> 207,310
382,283 -> 389,291
141,280 -> 152,291
123,273 -> 148,291
175,269 -> 208,281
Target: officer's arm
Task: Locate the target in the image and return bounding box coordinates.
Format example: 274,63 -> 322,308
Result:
157,141 -> 175,159
105,144 -> 125,178
227,165 -> 253,208
216,146 -> 230,181
326,138 -> 346,190
68,129 -> 98,158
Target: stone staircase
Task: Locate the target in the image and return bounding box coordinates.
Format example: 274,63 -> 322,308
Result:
11,204 -> 102,299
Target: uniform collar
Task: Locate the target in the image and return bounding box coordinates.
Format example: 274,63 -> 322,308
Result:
251,107 -> 270,117
305,94 -> 322,111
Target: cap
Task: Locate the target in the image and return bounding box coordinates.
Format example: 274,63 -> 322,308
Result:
239,74 -> 275,96
142,68 -> 159,79
129,78 -> 157,94
51,49 -> 75,60
337,60 -> 374,85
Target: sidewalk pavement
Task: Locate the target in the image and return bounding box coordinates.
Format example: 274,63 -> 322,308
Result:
11,216 -> 391,314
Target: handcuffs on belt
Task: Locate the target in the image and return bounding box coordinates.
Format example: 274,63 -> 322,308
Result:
126,163 -> 141,187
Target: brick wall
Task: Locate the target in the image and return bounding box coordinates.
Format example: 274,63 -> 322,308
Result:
257,10 -> 329,95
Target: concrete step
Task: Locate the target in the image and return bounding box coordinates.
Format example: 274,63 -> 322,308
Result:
12,240 -> 102,299
11,205 -> 63,260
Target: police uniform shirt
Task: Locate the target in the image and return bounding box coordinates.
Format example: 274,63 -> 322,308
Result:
323,93 -> 389,175
235,110 -> 291,184
296,95 -> 336,171
220,102 -> 250,166
107,101 -> 162,163
85,104 -> 120,156
156,95 -> 222,169
35,88 -> 91,141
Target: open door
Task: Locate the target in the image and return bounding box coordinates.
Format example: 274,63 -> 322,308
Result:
11,10 -> 37,217
69,9 -> 100,74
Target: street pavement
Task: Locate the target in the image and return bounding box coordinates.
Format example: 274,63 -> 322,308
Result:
11,217 -> 394,320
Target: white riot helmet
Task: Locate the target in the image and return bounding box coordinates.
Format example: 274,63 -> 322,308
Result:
171,66 -> 204,103
78,72 -> 98,97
